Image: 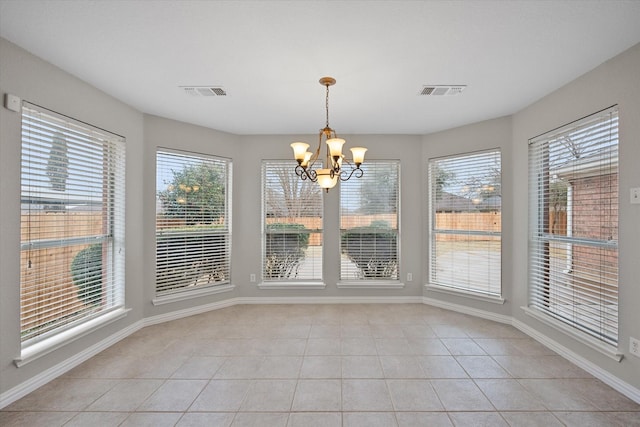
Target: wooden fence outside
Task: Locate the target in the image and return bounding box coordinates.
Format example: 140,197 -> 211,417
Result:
20,211 -> 567,331
20,213 -> 103,332
434,212 -> 500,241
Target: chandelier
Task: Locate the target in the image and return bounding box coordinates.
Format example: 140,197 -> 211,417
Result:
291,77 -> 367,192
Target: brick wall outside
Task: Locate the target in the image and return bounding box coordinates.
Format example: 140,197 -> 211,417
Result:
570,173 -> 618,287
572,173 -> 618,241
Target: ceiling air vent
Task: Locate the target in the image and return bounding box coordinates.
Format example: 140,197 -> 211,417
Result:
181,86 -> 227,96
419,85 -> 466,96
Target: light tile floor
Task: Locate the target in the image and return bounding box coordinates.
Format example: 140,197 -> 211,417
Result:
2,304 -> 639,426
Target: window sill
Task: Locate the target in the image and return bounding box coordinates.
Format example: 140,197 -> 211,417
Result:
152,284 -> 235,306
424,283 -> 505,304
15,307 -> 130,368
337,281 -> 405,289
521,306 -> 623,362
258,281 -> 326,290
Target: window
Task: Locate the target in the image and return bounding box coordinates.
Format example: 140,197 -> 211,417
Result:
428,150 -> 502,298
20,103 -> 125,348
262,161 -> 323,283
340,161 -> 400,282
528,106 -> 618,347
155,149 -> 231,297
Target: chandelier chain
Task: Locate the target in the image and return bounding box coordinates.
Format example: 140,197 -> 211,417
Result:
325,83 -> 330,129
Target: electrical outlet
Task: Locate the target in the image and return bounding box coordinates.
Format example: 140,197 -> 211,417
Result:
250,274 -> 256,283
630,337 -> 640,358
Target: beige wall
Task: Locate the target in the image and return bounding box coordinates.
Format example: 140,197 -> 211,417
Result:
422,116 -> 513,316
142,115 -> 241,319
0,38 -> 145,395
234,133 -> 424,298
511,42 -> 640,390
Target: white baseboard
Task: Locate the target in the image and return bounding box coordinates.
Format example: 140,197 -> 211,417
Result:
234,296 -> 424,305
0,321 -> 143,409
512,318 -> 640,404
422,296 -> 512,325
143,296 -> 424,327
144,297 -> 238,327
2,295 -> 638,408
422,296 -> 640,404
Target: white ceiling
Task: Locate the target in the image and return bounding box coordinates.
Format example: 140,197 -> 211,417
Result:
2,1 -> 640,136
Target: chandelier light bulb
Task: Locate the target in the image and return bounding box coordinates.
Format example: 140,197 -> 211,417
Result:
350,147 -> 367,166
290,142 -> 310,162
301,151 -> 313,168
317,169 -> 338,189
326,138 -> 345,158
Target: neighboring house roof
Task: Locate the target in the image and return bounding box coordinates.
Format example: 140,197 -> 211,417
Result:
435,192 -> 501,212
435,192 -> 474,212
475,195 -> 502,212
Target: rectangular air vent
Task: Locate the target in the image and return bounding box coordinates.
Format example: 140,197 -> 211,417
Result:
419,85 -> 466,96
181,86 -> 227,96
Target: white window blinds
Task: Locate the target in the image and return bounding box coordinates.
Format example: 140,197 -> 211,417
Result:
262,161 -> 323,281
340,161 -> 399,281
528,106 -> 618,346
429,150 -> 501,297
156,149 -> 231,295
20,103 -> 125,344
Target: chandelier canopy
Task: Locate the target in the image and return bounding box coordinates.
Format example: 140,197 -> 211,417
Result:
291,77 -> 367,192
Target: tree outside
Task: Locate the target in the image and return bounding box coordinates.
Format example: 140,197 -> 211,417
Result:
549,178 -> 569,235
265,164 -> 322,218
157,162 -> 226,225
45,132 -> 69,212
432,164 -> 456,201
358,163 -> 398,215
263,162 -> 321,280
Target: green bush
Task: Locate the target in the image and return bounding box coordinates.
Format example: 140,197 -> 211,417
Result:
341,221 -> 398,279
70,243 -> 103,306
264,223 -> 310,279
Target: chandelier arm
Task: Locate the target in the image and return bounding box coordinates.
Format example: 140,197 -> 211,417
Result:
317,131 -> 323,161
295,164 -> 318,182
339,165 -> 364,181
306,143 -> 322,171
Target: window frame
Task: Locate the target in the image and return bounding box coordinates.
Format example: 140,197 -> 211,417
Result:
17,102 -> 127,366
427,149 -> 503,301
526,106 -> 620,358
260,160 -> 325,288
337,159 -> 402,288
153,148 -> 233,304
